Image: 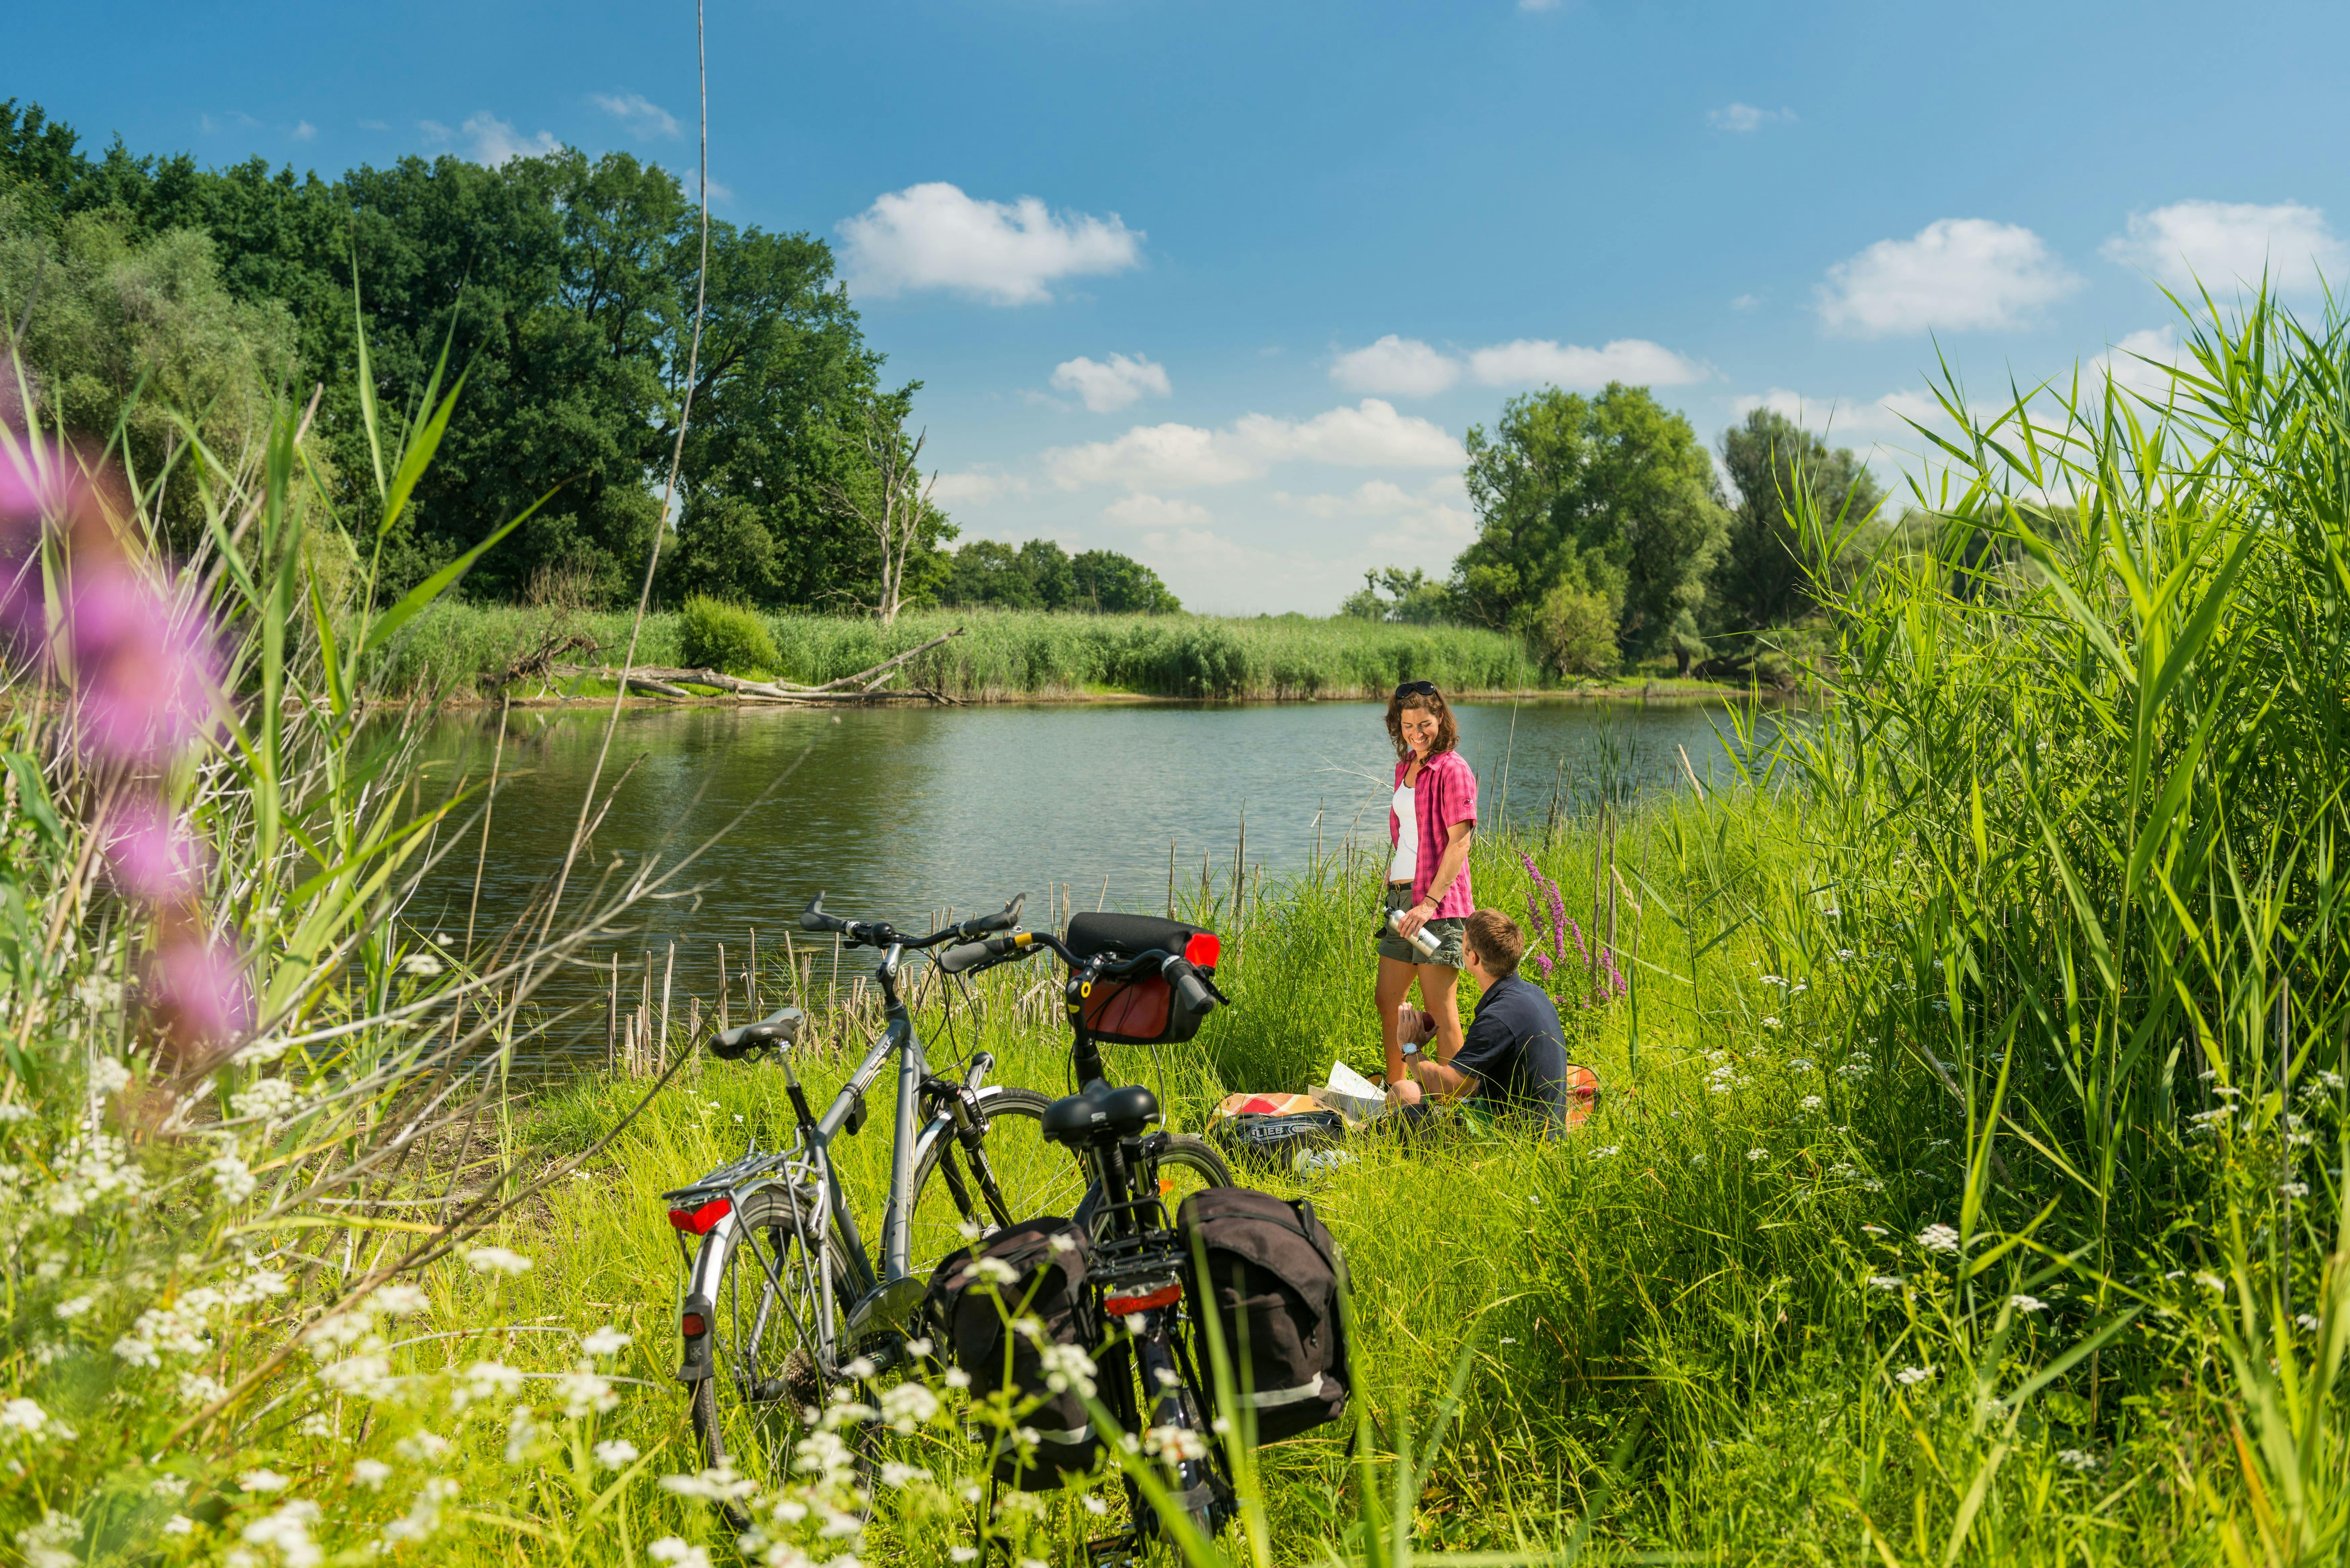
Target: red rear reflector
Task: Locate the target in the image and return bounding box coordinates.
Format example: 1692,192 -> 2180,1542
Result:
1184,933 -> 1220,968
1104,1281 -> 1184,1315
680,1312 -> 707,1337
667,1197 -> 732,1235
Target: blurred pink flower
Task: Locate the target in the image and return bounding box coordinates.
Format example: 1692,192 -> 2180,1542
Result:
150,936 -> 252,1046
66,563 -> 221,763
99,795 -> 203,900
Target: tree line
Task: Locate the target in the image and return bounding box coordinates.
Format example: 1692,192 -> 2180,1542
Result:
0,101 -> 1177,618
1343,384 -> 1889,675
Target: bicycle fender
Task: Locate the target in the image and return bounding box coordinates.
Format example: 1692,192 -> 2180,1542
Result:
677,1213 -> 736,1384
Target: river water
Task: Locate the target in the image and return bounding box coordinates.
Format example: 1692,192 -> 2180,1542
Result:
406,697 -> 1753,1035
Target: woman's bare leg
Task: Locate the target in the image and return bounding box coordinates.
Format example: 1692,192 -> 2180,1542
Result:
1377,955 -> 1418,1080
1417,962 -> 1464,1062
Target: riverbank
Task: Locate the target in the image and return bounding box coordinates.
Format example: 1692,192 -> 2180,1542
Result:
371,602 -> 1577,703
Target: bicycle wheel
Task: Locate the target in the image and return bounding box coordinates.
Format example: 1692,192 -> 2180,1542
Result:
906,1087 -> 1088,1279
689,1183 -> 860,1529
1145,1135 -> 1230,1216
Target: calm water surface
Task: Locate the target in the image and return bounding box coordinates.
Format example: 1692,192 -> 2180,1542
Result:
408,698 -> 1753,1035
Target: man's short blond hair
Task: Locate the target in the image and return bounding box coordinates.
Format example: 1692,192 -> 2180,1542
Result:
1464,909 -> 1524,978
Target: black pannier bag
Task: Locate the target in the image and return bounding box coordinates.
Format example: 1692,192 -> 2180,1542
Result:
923,1216 -> 1100,1487
1175,1187 -> 1351,1443
1066,912 -> 1223,1046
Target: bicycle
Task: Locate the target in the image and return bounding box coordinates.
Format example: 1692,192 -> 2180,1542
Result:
937,911 -> 1241,1561
664,893 -> 1083,1521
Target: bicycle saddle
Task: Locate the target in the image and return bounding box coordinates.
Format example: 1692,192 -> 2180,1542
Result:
711,1006 -> 805,1060
1041,1081 -> 1161,1147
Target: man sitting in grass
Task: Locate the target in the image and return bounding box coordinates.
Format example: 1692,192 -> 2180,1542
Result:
1387,909 -> 1572,1133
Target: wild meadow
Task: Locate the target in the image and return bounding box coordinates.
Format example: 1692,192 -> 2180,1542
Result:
2,287 -> 2347,1568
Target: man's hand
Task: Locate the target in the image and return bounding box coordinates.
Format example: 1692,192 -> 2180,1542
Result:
1395,1004 -> 1437,1049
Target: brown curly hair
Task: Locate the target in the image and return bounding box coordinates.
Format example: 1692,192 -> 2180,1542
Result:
1384,682 -> 1459,760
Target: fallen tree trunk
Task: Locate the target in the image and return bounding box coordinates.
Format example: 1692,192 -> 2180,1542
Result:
543,626 -> 967,704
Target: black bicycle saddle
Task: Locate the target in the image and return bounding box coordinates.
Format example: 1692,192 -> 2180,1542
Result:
1041,1080 -> 1161,1147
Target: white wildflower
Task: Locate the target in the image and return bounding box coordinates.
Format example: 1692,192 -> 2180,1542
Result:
1037,1341 -> 1098,1399
401,953 -> 445,978
1761,1016 -> 1782,1029
163,1515 -> 194,1536
2195,1272 -> 2226,1294
879,1460 -> 930,1488
2057,1449 -> 2100,1471
503,1406 -> 536,1464
554,1369 -> 618,1419
2281,1182 -> 2310,1199
659,1466 -> 758,1502
381,1477 -> 458,1544
2296,1313 -> 2322,1331
230,1078 -> 305,1123
1789,1058 -> 1816,1072
463,1246 -> 533,1276
1917,1224 -> 1962,1254
206,1145 -> 259,1204
593,1439 -> 640,1470
1868,1276 -> 1904,1291
1592,1146 -> 1619,1157
395,1431 -> 450,1462
648,1537 -> 714,1568
151,1475 -> 189,1500
904,1337 -> 932,1357
317,1354 -> 396,1401
238,1496 -> 322,1564
352,1458 -> 392,1489
2009,1294 -> 2048,1314
1141,1424 -> 1209,1462
944,1366 -> 971,1389
1801,1095 -> 1824,1110
89,1057 -> 132,1098
177,1372 -> 230,1407
456,1360 -> 527,1408
969,1257 -> 1018,1286
1747,1148 -> 1768,1162
112,1336 -> 160,1368
1894,1365 -> 1935,1386
581,1325 -> 633,1358
1048,1232 -> 1078,1254
843,1355 -> 877,1379
879,1380 -> 940,1431
16,1509 -> 83,1568
240,1468 -> 291,1493
0,1398 -> 50,1435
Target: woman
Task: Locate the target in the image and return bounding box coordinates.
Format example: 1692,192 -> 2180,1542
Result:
1377,679 -> 1476,1084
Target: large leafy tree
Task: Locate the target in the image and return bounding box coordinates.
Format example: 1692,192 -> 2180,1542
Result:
1454,383 -> 1727,657
1711,407 -> 1885,631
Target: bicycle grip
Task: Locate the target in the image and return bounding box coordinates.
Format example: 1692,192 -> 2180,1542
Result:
1169,964 -> 1216,1017
938,931 -> 1033,975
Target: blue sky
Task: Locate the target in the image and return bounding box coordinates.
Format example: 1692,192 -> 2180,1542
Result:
17,0 -> 2350,612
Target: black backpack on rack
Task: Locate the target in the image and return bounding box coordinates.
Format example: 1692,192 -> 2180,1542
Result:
1174,1187 -> 1351,1443
924,1216 -> 1101,1488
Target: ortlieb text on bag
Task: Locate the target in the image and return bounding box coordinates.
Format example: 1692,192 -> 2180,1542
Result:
1174,1187 -> 1351,1443
922,1216 -> 1100,1488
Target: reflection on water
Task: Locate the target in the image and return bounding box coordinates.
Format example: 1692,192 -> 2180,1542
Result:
405,697 -> 1756,1046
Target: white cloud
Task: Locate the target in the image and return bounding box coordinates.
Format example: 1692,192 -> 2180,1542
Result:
1730,293 -> 1759,311
1729,387 -> 1939,438
1102,494 -> 1212,530
1274,477 -> 1476,558
839,182 -> 1143,306
2101,201 -> 2347,295
590,92 -> 681,138
1467,337 -> 1710,388
358,118 -> 390,131
200,111 -> 261,134
1708,103 -> 1795,133
2086,327 -> 2193,403
1816,218 -> 2079,338
1330,335 -> 1461,397
290,120 -> 316,141
1330,334 -> 1706,396
930,468 -> 1032,508
1051,353 -> 1172,413
425,113 -> 561,166
1045,400 -> 1460,491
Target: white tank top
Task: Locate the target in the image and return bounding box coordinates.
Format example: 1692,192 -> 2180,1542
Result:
1389,781 -> 1417,884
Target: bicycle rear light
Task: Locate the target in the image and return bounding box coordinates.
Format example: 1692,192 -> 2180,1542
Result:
1103,1280 -> 1184,1315
680,1310 -> 707,1337
666,1196 -> 732,1235
1184,932 -> 1220,968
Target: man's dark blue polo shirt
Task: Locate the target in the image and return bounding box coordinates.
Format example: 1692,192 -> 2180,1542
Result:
1448,973 -> 1572,1130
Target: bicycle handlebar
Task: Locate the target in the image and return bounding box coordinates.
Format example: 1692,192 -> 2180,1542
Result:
798,892 -> 1025,951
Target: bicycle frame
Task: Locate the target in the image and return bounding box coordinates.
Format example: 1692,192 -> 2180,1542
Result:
674,943 -> 1007,1376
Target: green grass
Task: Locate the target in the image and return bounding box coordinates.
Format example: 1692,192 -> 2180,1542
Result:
371,603 -> 1548,701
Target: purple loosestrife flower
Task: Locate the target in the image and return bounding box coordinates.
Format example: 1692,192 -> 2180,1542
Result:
150,936 -> 252,1047
100,796 -> 203,901
66,564 -> 221,764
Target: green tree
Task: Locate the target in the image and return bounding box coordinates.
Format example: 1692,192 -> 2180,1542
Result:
1338,566 -> 1455,624
1711,407 -> 1885,631
1017,538 -> 1077,610
942,539 -> 1044,609
1071,550 -> 1180,614
1455,383 -> 1727,658
0,197 -> 301,554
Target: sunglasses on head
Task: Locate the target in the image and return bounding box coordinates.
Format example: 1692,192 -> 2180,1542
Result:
1393,681 -> 1440,699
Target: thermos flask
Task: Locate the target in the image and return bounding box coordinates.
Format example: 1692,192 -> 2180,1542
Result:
1387,907 -> 1443,959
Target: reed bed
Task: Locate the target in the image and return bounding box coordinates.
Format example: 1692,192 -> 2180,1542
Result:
372,603 -> 1542,703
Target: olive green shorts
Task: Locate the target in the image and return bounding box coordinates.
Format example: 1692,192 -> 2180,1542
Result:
1374,882 -> 1466,966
